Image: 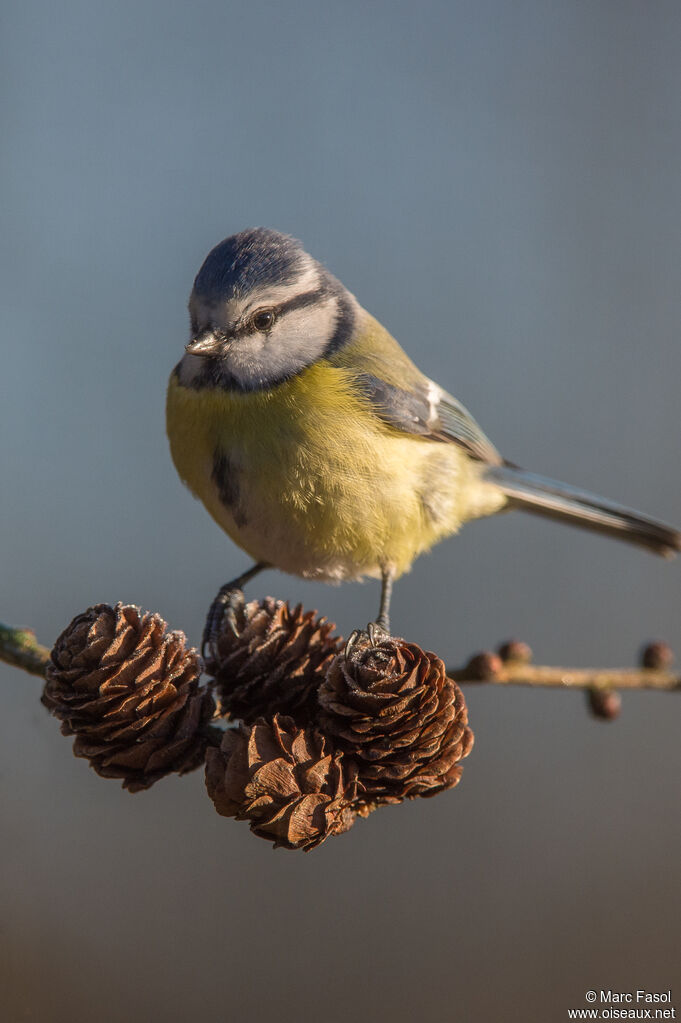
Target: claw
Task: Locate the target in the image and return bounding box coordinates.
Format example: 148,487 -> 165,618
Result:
367,621 -> 390,646
202,587 -> 245,662
223,602 -> 240,639
344,621 -> 391,659
367,622 -> 378,646
344,629 -> 363,658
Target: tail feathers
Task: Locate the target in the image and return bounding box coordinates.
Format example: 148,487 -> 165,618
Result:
487,465 -> 681,559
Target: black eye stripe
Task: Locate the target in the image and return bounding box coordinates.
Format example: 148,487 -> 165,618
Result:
234,287 -> 328,338
273,286 -> 327,317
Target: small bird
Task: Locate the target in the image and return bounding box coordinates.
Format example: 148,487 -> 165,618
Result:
166,228 -> 680,646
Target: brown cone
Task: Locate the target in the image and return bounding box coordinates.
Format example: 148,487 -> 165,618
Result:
205,715 -> 358,850
208,597 -> 342,725
43,603 -> 215,792
318,635 -> 473,807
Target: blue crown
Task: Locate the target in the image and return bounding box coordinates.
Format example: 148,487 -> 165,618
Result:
193,228 -> 306,300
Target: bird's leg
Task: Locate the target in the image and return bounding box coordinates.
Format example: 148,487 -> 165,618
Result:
202,562 -> 269,660
344,568 -> 395,657
375,568 -> 394,634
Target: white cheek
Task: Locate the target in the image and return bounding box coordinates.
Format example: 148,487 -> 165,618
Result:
267,299 -> 338,359
227,335 -> 266,374
227,297 -> 339,386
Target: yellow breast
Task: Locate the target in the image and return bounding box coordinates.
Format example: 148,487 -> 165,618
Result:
166,361 -> 499,580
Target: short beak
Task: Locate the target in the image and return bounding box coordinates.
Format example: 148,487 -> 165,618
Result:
185,332 -> 225,357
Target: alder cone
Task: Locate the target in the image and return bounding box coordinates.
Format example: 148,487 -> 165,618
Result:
318,635 -> 474,807
205,715 -> 358,850
43,603 -> 215,791
208,597 -> 342,725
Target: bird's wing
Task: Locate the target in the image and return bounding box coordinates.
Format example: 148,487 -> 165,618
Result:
353,373 -> 502,465
329,312 -> 502,464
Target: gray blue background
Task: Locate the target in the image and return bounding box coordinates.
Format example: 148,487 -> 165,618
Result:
2,2 -> 680,1020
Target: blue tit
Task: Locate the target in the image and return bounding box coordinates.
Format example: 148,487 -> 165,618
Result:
166,227 -> 680,642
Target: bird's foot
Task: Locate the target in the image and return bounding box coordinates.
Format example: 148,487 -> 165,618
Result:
344,620 -> 391,659
368,620 -> 390,646
202,586 -> 246,663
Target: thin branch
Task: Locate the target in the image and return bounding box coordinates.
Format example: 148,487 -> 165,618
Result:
450,657 -> 681,692
2,616 -> 679,695
0,622 -> 50,677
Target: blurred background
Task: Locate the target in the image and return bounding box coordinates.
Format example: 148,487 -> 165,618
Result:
2,1 -> 680,1020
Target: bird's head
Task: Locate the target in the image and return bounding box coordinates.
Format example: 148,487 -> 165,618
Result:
181,228 -> 357,391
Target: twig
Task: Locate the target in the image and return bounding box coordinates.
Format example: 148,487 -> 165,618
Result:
2,616 -> 679,694
0,622 -> 50,677
450,657 -> 681,692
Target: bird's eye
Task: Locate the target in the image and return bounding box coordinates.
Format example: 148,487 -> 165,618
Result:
251,309 -> 276,332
